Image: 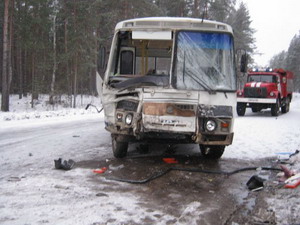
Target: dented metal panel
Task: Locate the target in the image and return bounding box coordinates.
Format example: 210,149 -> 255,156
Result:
143,103 -> 195,117
143,114 -> 196,132
142,102 -> 196,132
143,88 -> 199,102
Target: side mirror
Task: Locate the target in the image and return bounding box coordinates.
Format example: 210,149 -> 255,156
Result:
97,45 -> 106,79
240,53 -> 248,73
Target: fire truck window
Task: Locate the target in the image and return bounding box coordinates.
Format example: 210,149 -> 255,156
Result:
120,51 -> 134,74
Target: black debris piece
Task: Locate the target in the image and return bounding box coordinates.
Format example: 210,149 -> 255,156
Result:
54,158 -> 75,170
246,175 -> 265,190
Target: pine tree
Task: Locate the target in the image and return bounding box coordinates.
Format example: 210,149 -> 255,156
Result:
227,2 -> 255,55
269,51 -> 287,69
1,0 -> 10,111
208,0 -> 236,22
285,33 -> 300,91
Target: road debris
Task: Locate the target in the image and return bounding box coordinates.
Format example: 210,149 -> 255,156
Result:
109,164 -> 125,171
54,158 -> 75,170
7,176 -> 22,182
93,167 -> 107,174
95,193 -> 109,197
284,175 -> 300,189
276,150 -> 300,189
163,158 -> 178,164
246,175 -> 265,191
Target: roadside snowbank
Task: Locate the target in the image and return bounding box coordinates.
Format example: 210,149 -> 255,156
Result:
0,94 -> 102,126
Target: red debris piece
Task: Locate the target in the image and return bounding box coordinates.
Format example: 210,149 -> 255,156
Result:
284,178 -> 300,189
163,158 -> 178,164
93,167 -> 107,174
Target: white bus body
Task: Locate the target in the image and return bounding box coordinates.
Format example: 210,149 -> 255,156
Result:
98,17 -> 238,159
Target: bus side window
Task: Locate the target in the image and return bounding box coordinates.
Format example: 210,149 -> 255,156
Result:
120,50 -> 134,74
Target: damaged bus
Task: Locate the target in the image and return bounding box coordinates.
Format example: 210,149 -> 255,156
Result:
97,17 -> 246,159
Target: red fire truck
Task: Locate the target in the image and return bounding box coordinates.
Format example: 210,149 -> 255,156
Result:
236,68 -> 294,116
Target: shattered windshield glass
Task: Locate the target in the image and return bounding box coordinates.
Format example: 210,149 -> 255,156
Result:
173,31 -> 236,91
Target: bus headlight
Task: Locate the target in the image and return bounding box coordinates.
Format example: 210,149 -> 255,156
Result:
205,120 -> 217,132
125,114 -> 133,125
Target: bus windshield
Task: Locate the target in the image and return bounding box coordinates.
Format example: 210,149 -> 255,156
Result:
173,31 -> 236,92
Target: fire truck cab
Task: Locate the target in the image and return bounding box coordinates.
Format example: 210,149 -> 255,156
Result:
237,68 -> 294,116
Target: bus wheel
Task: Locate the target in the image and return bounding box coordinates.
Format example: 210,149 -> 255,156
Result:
200,145 -> 225,159
112,135 -> 128,158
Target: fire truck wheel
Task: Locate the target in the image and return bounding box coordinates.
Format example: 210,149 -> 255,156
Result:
271,99 -> 280,116
200,145 -> 225,159
112,136 -> 128,158
236,103 -> 246,116
281,98 -> 290,113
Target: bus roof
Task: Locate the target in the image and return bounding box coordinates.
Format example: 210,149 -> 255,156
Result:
115,17 -> 233,33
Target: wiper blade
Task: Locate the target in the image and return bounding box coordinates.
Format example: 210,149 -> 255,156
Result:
186,71 -> 215,94
111,75 -> 169,91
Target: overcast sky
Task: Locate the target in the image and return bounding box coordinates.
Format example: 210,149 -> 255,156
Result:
241,0 -> 300,67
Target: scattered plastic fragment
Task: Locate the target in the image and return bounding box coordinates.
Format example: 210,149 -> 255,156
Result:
251,186 -> 264,192
284,178 -> 300,189
289,150 -> 299,158
54,158 -> 75,170
280,165 -> 295,179
246,175 -> 265,191
284,173 -> 300,188
163,158 -> 178,164
109,164 -> 124,171
96,192 -> 108,197
289,150 -> 300,164
276,152 -> 293,161
284,173 -> 300,183
93,167 -> 107,174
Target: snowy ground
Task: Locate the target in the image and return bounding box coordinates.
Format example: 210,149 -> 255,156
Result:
225,93 -> 300,159
0,93 -> 300,224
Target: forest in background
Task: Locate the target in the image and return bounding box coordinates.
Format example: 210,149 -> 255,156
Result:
270,32 -> 300,92
0,0 -> 284,112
